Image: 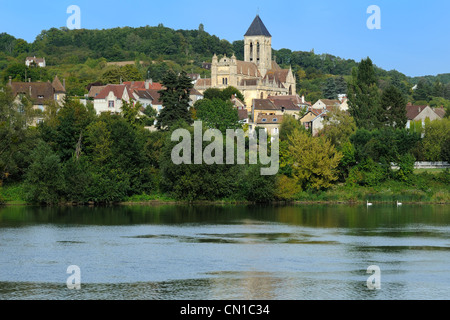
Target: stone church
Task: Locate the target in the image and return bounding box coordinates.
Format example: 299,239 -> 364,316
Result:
195,15 -> 296,110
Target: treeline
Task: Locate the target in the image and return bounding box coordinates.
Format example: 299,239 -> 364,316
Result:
1,69 -> 449,205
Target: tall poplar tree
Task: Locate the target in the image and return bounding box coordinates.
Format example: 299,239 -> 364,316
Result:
347,57 -> 381,130
156,71 -> 193,130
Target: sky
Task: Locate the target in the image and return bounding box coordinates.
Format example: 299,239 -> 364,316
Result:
0,0 -> 449,77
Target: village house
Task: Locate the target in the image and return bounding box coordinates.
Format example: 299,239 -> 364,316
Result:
252,113 -> 283,136
25,56 -> 46,68
8,75 -> 66,124
93,84 -> 134,115
300,109 -> 327,136
405,104 -> 444,129
312,99 -> 341,111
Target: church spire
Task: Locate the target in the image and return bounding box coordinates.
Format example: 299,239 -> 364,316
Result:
244,15 -> 271,37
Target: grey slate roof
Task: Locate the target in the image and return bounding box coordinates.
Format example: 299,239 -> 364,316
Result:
244,15 -> 271,37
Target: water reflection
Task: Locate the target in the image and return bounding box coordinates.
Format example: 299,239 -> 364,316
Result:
0,204 -> 449,300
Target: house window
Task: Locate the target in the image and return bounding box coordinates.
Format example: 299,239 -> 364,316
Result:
273,128 -> 279,134
38,95 -> 44,99
272,118 -> 278,122
262,118 -> 267,122
222,78 -> 228,85
108,100 -> 114,108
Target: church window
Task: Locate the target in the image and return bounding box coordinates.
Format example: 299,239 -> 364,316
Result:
257,42 -> 260,62
250,42 -> 253,61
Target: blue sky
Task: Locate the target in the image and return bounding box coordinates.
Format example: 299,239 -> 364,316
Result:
0,0 -> 449,77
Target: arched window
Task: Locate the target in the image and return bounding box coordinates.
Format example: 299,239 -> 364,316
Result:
257,42 -> 260,62
260,92 -> 264,99
289,85 -> 292,95
249,42 -> 253,62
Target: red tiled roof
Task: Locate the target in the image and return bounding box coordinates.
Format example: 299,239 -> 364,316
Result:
147,89 -> 162,105
433,107 -> 446,118
253,99 -> 278,110
10,81 -> 54,102
270,99 -> 300,111
123,81 -> 163,90
51,75 -> 66,93
237,108 -> 248,121
95,84 -> 133,100
236,60 -> 261,77
406,105 -> 428,120
196,78 -> 211,87
88,85 -> 107,98
264,69 -> 289,83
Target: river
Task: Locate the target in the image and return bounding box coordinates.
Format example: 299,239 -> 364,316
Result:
0,203 -> 449,300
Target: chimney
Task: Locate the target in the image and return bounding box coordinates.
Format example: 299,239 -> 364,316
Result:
301,95 -> 305,103
9,76 -> 12,85
145,79 -> 149,90
28,78 -> 31,83
29,86 -> 32,96
63,79 -> 66,89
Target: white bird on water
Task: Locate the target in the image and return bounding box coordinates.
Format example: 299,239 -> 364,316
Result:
397,200 -> 402,206
367,200 -> 373,206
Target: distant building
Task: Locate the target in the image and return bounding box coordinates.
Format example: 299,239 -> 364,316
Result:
406,104 -> 443,129
252,113 -> 283,136
195,15 -> 296,110
93,84 -> 134,115
300,109 -> 327,137
189,88 -> 203,106
8,75 -> 66,125
312,99 -> 341,111
25,56 -> 46,68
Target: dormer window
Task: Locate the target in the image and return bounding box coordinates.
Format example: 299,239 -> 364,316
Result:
261,118 -> 267,122
272,118 -> 278,122
38,95 -> 44,99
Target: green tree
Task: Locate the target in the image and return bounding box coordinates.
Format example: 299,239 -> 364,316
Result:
24,141 -> 65,204
194,98 -> 240,132
380,85 -> 407,128
286,129 -> 342,191
347,57 -> 381,130
422,118 -> 450,161
413,79 -> 432,102
318,109 -> 357,149
0,86 -> 38,184
39,98 -> 95,162
156,70 -> 193,130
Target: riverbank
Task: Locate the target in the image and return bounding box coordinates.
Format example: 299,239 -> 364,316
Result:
1,182 -> 449,206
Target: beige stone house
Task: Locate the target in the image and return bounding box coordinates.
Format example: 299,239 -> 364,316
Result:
252,113 -> 284,136
405,105 -> 443,129
8,75 -> 66,125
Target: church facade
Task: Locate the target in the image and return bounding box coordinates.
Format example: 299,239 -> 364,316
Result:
195,15 -> 296,110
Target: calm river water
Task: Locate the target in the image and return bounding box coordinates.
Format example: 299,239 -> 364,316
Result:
0,204 -> 449,300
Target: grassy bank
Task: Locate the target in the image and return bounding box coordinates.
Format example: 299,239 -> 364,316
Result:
1,169 -> 449,206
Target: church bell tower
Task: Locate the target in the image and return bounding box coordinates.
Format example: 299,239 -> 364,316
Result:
244,15 -> 272,77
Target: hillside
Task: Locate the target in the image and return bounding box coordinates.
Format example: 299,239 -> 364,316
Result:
1,25 -> 449,104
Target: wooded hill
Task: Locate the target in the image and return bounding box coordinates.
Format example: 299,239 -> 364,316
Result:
1,25 -> 449,105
